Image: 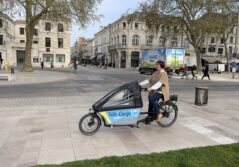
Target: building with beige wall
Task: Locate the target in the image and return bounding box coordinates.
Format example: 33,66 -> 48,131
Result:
93,14 -> 239,69
94,26 -> 110,65
0,14 -> 71,68
0,13 -> 15,63
97,15 -> 195,69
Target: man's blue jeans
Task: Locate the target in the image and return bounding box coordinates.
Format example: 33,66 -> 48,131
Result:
148,93 -> 163,119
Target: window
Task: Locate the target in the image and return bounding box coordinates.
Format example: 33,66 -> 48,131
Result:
146,36 -> 153,47
0,19 -> 3,28
20,27 -> 24,35
20,40 -> 25,43
33,28 -> 38,36
159,37 -> 166,47
229,46 -> 233,54
171,38 -> 177,47
0,35 -> 3,45
208,46 -> 216,52
45,22 -> 51,31
230,36 -> 233,43
135,23 -> 139,29
45,37 -> 51,47
211,37 -> 215,44
132,35 -> 139,46
173,26 -> 178,33
117,36 -> 119,44
33,40 -> 38,44
218,48 -> 223,54
58,23 -> 64,32
58,38 -> 63,48
161,25 -> 165,33
220,38 -> 224,44
123,22 -> 126,29
200,48 -> 206,54
122,35 -> 127,46
56,54 -> 65,63
43,54 -> 53,62
33,58 -> 39,63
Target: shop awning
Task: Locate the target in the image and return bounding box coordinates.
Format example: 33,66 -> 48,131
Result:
97,54 -> 105,60
90,56 -> 97,60
202,57 -> 221,63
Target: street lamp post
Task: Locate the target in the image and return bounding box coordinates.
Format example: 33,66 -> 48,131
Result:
232,13 -> 239,79
233,0 -> 239,79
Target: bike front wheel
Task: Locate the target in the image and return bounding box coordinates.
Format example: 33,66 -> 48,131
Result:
79,113 -> 101,136
157,101 -> 178,128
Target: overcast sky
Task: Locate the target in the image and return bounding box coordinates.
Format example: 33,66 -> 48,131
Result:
70,0 -> 144,46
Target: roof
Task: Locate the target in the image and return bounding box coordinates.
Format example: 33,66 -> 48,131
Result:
15,20 -> 26,24
0,12 -> 14,23
202,56 -> 226,63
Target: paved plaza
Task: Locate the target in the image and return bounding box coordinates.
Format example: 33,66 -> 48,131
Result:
0,67 -> 239,167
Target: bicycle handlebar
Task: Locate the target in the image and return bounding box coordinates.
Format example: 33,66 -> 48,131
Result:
139,84 -> 165,92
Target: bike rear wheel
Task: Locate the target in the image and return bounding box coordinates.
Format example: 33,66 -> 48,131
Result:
157,101 -> 178,128
79,113 -> 101,136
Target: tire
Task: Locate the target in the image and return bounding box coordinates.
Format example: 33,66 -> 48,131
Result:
79,113 -> 101,136
157,101 -> 178,128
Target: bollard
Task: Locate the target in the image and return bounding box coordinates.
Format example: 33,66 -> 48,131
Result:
195,87 -> 208,106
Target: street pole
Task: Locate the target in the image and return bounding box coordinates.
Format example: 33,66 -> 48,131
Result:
233,12 -> 239,79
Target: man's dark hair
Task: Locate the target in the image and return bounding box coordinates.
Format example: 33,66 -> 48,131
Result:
156,60 -> 165,69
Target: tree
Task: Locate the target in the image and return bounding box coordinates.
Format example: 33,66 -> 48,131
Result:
0,0 -> 102,72
201,13 -> 237,73
131,0 -> 236,72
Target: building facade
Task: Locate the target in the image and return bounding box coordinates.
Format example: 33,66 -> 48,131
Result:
84,38 -> 95,60
0,13 -> 15,63
200,28 -> 239,65
94,26 -> 110,65
93,15 -> 239,69
97,16 -> 195,69
0,14 -> 71,68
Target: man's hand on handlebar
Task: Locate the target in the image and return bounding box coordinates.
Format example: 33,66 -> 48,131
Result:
147,87 -> 152,93
139,85 -> 152,92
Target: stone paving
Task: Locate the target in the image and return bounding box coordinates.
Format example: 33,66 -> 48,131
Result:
0,66 -> 239,167
0,92 -> 238,167
0,69 -> 74,86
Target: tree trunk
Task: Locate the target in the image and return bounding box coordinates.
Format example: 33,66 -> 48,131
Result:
224,44 -> 230,73
23,23 -> 33,72
194,47 -> 202,73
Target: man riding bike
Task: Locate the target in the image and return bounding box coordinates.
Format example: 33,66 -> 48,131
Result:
139,60 -> 170,124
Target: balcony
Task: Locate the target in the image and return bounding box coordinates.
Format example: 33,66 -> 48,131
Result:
141,44 -> 164,49
108,44 -> 128,50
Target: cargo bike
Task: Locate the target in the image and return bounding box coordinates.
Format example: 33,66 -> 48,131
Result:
79,81 -> 178,136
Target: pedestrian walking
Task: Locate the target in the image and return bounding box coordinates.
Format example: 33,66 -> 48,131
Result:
202,65 -> 210,80
73,60 -> 77,72
1,59 -> 4,70
41,61 -> 44,69
4,59 -> 9,73
181,64 -> 189,79
50,61 -> 54,68
191,65 -> 197,80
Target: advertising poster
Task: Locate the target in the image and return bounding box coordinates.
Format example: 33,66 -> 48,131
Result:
142,48 -> 165,68
166,48 -> 185,68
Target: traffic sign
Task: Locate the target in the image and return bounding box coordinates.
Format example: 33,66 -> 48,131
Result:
232,53 -> 237,58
